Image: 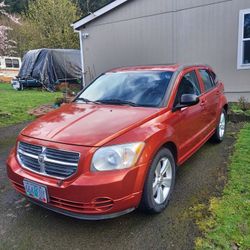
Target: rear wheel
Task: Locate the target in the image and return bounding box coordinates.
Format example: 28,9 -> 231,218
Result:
212,109 -> 227,143
140,148 -> 176,213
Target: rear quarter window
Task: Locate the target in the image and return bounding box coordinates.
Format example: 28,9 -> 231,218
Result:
209,70 -> 218,84
199,69 -> 216,91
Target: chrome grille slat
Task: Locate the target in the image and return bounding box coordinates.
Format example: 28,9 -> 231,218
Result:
18,149 -> 39,159
45,169 -> 74,178
45,162 -> 77,172
19,153 -> 40,166
19,142 -> 42,155
17,142 -> 80,179
44,157 -> 78,167
45,149 -> 79,163
19,154 -> 41,171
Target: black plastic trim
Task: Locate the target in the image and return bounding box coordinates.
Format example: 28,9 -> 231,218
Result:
27,198 -> 135,220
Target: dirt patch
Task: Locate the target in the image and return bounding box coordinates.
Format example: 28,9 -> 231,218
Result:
0,122 -> 242,250
28,104 -> 56,118
228,112 -> 250,123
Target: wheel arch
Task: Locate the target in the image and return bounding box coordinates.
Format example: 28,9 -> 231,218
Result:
141,140 -> 179,187
223,103 -> 229,113
161,141 -> 178,166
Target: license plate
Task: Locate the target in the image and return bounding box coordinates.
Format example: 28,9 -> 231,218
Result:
23,180 -> 48,203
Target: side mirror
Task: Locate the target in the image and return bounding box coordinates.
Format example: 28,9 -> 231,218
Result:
173,94 -> 199,111
180,94 -> 199,106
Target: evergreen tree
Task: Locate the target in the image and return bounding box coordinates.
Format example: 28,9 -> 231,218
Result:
4,0 -> 29,13
74,0 -> 115,14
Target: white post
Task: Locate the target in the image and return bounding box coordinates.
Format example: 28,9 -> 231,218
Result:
78,30 -> 88,89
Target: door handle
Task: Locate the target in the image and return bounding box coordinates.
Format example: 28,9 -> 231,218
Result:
200,100 -> 206,106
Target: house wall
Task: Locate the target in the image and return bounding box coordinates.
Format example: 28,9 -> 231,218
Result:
80,0 -> 250,101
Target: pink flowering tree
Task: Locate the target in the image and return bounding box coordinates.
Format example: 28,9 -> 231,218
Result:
0,1 -> 20,55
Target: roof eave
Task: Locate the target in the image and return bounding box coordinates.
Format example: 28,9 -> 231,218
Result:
72,0 -> 130,30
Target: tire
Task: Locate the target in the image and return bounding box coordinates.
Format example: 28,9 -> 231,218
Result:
211,109 -> 227,143
140,148 -> 176,214
17,83 -> 24,91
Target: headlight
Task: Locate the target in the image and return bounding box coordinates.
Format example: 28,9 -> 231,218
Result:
91,142 -> 145,171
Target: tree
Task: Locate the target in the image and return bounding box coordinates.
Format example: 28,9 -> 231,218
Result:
74,0 -> 114,15
4,0 -> 30,13
0,1 -> 20,55
15,0 -> 79,55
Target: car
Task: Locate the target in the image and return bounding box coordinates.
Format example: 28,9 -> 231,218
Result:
6,64 -> 228,220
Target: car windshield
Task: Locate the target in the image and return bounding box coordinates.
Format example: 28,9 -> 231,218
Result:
76,71 -> 173,107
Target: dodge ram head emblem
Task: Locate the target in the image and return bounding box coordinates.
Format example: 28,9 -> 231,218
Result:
38,153 -> 46,173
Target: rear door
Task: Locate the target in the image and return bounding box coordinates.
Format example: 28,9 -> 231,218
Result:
171,69 -> 207,159
197,68 -> 220,134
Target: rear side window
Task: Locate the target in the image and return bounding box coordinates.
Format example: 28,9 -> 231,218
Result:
210,71 -> 217,82
199,69 -> 215,91
174,71 -> 201,106
12,59 -> 20,68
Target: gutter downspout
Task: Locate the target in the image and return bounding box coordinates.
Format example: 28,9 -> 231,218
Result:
78,30 -> 89,89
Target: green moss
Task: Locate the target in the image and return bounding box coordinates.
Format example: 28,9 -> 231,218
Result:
230,102 -> 250,116
0,83 -> 61,127
195,124 -> 250,250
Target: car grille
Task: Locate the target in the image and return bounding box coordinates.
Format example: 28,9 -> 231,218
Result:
17,142 -> 80,179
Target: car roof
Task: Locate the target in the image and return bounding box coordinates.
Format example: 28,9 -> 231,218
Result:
108,64 -> 211,73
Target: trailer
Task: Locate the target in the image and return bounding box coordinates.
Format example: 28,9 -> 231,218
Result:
0,56 -> 21,82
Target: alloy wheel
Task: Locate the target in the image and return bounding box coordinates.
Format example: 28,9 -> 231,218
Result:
152,157 -> 172,204
219,112 -> 226,138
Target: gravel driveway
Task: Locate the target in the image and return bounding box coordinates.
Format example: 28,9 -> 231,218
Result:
0,122 -> 240,250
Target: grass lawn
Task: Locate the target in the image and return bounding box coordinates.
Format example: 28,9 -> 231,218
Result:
0,83 -> 61,127
196,123 -> 250,250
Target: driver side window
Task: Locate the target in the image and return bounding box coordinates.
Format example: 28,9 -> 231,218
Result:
174,71 -> 201,107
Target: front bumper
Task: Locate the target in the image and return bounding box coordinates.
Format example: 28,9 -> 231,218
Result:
27,198 -> 135,220
6,145 -> 146,220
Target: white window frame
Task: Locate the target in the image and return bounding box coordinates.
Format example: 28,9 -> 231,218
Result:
237,9 -> 250,70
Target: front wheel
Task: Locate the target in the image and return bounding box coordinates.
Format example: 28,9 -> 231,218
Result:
211,109 -> 227,143
140,148 -> 176,214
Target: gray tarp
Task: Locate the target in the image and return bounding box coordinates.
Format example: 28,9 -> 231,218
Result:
18,49 -> 82,90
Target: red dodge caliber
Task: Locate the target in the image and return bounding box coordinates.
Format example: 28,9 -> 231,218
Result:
6,64 -> 228,220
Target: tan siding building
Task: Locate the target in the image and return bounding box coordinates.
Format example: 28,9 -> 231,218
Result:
73,0 -> 250,101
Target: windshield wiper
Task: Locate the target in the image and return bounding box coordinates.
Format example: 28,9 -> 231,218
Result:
75,97 -> 100,105
96,99 -> 138,107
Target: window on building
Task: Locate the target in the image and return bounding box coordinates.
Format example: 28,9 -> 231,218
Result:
238,9 -> 250,69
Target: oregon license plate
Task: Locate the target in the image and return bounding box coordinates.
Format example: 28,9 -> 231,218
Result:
23,180 -> 48,203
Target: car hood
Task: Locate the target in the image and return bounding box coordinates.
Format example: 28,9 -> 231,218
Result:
21,103 -> 160,146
